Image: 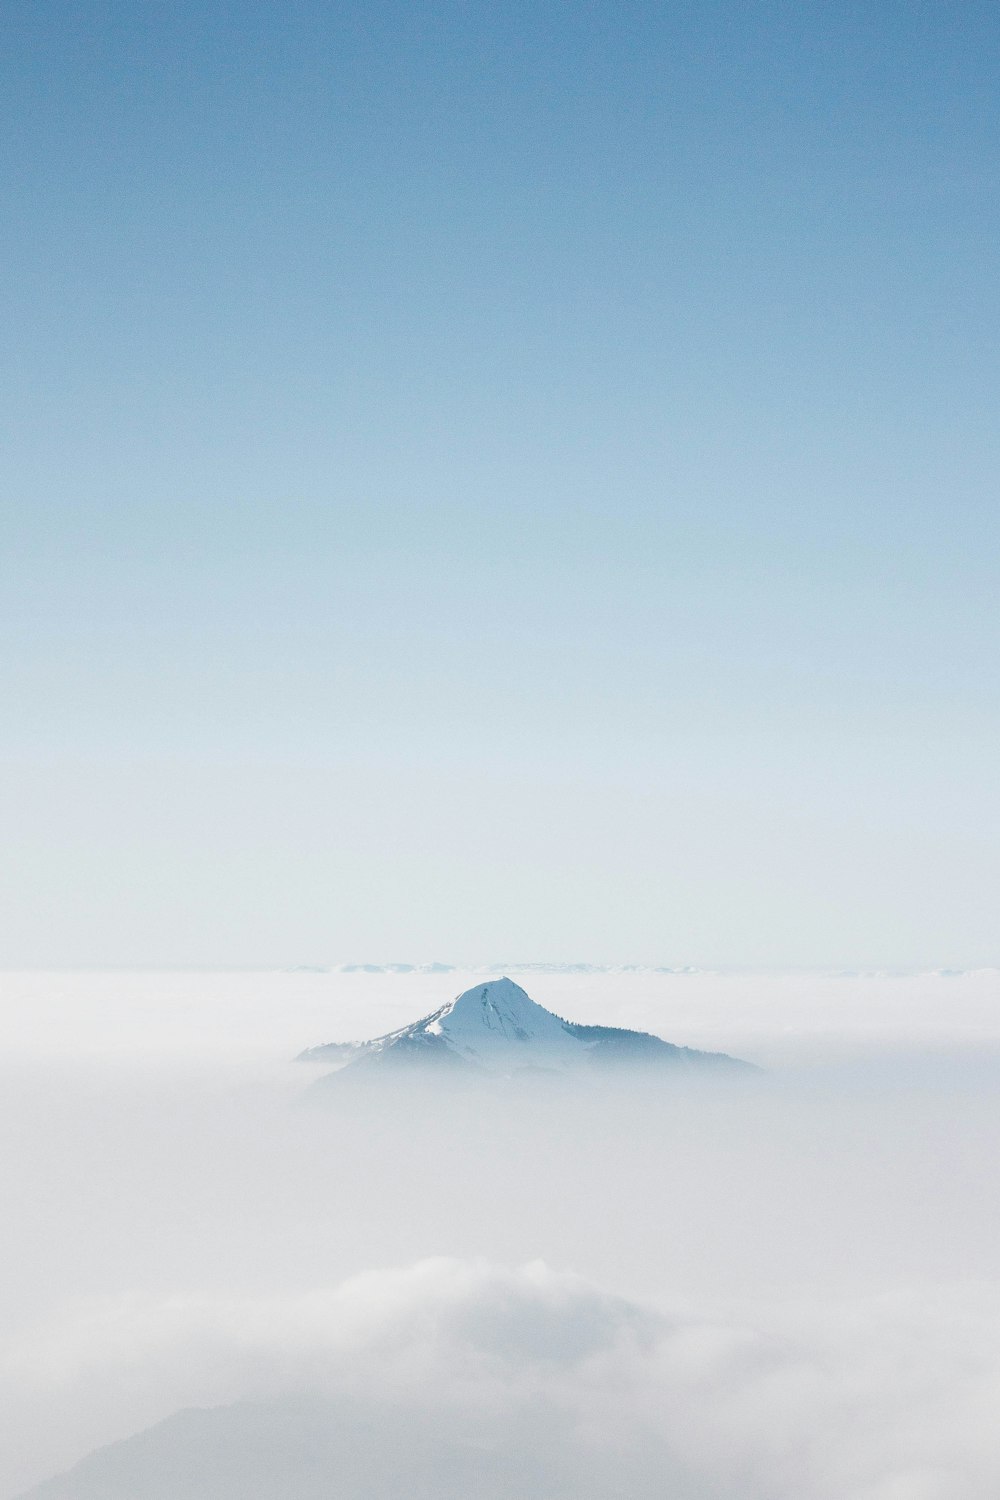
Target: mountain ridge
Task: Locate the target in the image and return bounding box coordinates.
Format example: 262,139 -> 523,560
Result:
298,977 -> 750,1079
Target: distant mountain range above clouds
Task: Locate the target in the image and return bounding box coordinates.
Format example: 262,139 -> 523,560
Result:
286,963 -> 984,977
298,976 -> 751,1080
288,962 -> 704,975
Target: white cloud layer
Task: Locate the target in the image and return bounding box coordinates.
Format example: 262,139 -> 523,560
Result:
8,1258 -> 1000,1499
3,971 -> 1000,1498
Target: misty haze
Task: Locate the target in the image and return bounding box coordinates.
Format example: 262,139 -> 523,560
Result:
3,968 -> 1000,1498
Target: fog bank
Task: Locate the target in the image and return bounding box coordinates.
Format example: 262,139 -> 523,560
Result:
2,969 -> 999,1496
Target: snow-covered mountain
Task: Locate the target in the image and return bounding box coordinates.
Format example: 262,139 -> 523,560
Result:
298,976 -> 749,1078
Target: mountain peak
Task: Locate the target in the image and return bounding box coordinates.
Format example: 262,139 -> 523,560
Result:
298,977 -> 753,1081
420,977 -> 579,1063
433,978 -> 556,1034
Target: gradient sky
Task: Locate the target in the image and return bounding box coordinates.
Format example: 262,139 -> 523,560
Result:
2,0 -> 998,966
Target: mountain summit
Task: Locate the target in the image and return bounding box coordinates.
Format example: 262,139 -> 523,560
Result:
298,977 -> 750,1079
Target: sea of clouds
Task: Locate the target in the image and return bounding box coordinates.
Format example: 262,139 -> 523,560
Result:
2,968 -> 1000,1497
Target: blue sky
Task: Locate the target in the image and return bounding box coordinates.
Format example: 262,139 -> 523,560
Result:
2,0 -> 998,965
